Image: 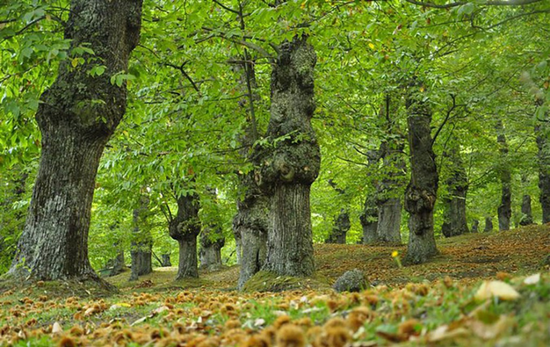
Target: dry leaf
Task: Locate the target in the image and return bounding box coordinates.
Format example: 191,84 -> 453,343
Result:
523,273 -> 540,285
427,325 -> 469,342
468,315 -> 515,340
52,322 -> 63,335
474,281 -> 520,301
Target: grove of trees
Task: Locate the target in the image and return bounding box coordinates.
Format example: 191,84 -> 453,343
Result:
1,0 -> 549,287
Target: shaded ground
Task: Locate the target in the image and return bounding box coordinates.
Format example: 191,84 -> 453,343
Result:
108,224 -> 550,290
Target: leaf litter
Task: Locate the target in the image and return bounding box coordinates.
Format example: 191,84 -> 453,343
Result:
0,224 -> 549,346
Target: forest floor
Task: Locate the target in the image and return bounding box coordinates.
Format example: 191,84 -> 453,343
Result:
1,224 -> 549,346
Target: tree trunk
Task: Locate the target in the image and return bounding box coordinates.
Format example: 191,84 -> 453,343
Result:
484,217 -> 494,232
169,190 -> 201,279
496,121 -> 511,231
536,119 -> 550,223
360,150 -> 380,244
257,36 -> 320,277
471,219 -> 479,233
403,80 -> 439,264
360,202 -> 379,244
130,196 -> 152,281
520,194 -> 534,226
231,51 -> 269,289
8,0 -> 142,281
199,226 -> 225,271
377,140 -> 405,244
326,209 -> 350,244
441,147 -> 469,237
160,254 -> 172,267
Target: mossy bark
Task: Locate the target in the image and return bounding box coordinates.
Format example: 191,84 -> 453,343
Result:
256,36 -> 320,277
8,0 -> 142,281
130,196 -> 152,281
403,81 -> 439,264
199,225 -> 225,271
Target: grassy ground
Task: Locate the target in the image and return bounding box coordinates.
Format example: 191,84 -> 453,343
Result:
0,225 -> 549,346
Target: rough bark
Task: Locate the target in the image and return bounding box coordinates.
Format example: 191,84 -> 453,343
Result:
403,80 -> 439,264
8,0 -> 142,281
256,36 -> 320,277
496,121 -> 512,231
377,140 -> 405,244
441,148 -> 469,237
231,52 -> 270,288
160,254 -> 172,267
199,226 -> 225,271
520,194 -> 534,226
130,196 -> 152,281
326,209 -> 350,244
169,191 -> 201,279
484,217 -> 494,232
535,118 -> 550,223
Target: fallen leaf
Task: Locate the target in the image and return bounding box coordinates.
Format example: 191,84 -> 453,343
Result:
52,322 -> 63,335
474,281 -> 520,301
523,273 -> 540,285
427,325 -> 469,342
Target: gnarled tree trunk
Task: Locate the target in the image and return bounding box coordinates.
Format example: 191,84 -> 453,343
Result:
8,0 -> 142,281
403,80 -> 439,264
169,190 -> 201,279
256,36 -> 320,277
471,219 -> 479,233
496,121 -> 511,231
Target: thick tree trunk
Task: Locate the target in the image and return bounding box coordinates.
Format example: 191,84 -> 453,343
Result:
377,198 -> 402,243
441,148 -> 469,237
8,0 -> 142,281
169,190 -> 201,279
536,121 -> 550,223
377,140 -> 405,244
130,197 -> 152,281
403,80 -> 439,264
520,194 -> 534,226
199,226 -> 225,271
326,209 -> 350,244
484,217 -> 494,232
256,36 -> 320,277
496,121 -> 512,231
360,201 -> 379,244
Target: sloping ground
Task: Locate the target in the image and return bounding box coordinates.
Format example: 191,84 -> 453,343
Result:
108,224 -> 550,290
316,224 -> 550,286
0,225 -> 549,346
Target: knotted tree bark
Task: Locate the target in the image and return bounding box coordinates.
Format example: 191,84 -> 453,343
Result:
169,190 -> 201,279
403,80 -> 439,264
256,36 -> 320,277
9,0 -> 143,281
